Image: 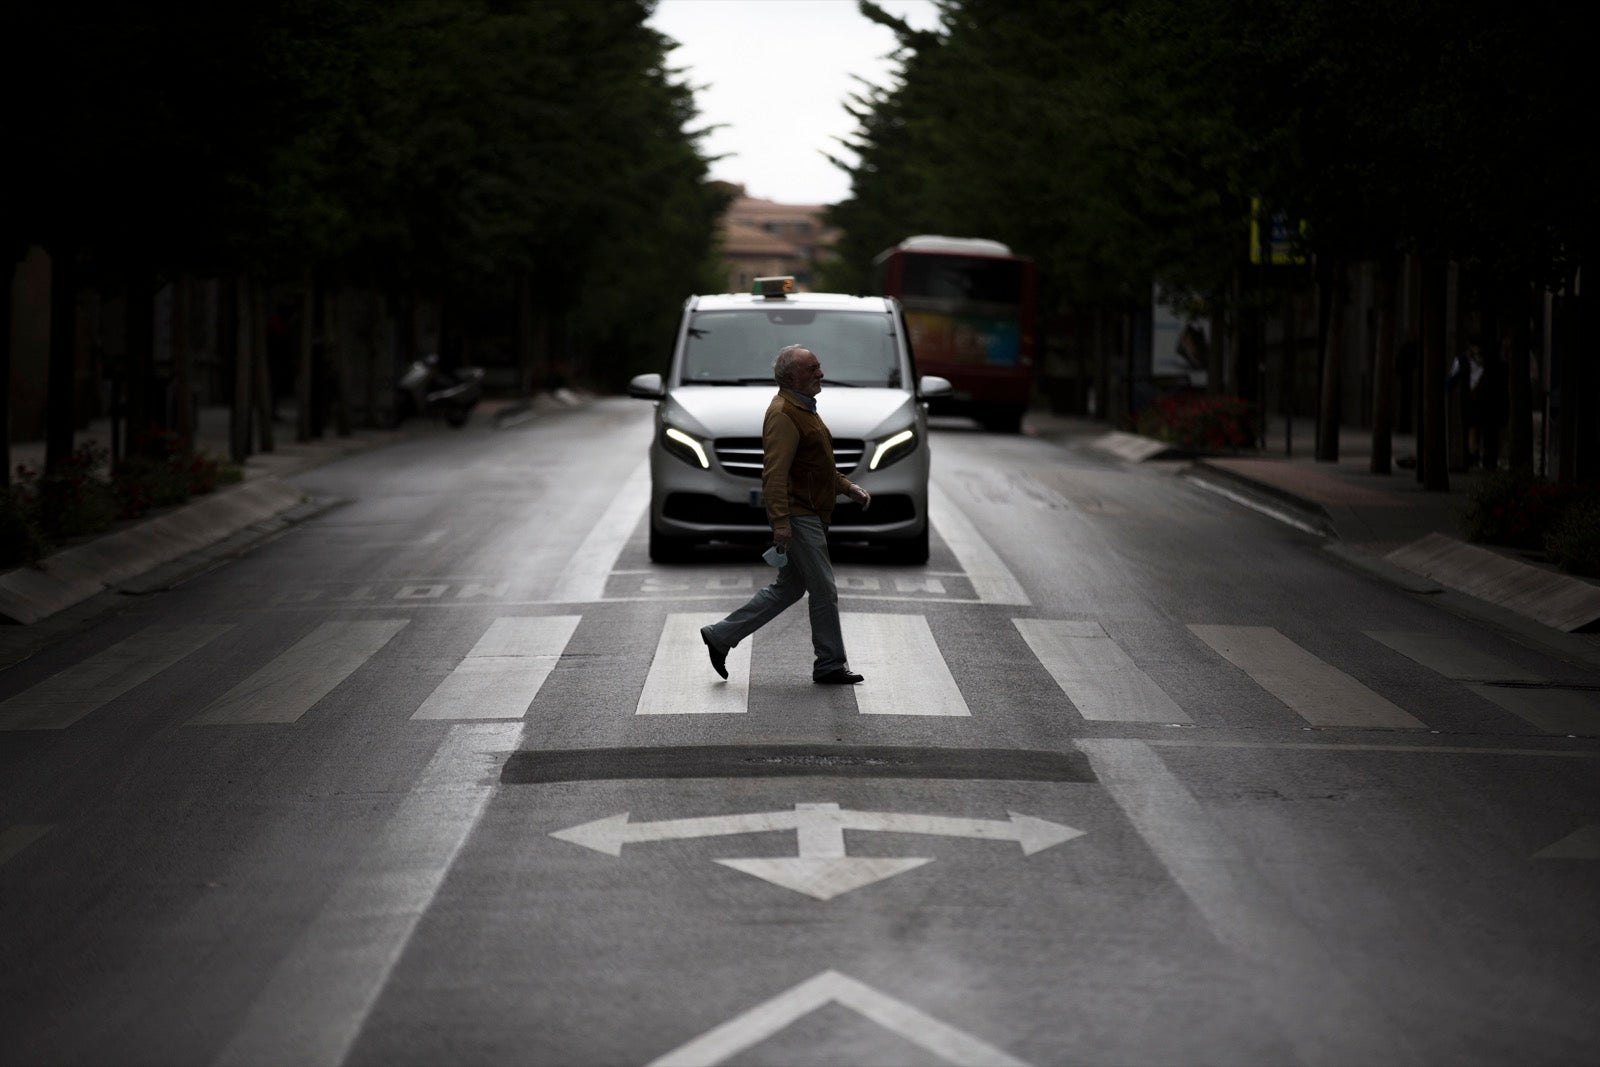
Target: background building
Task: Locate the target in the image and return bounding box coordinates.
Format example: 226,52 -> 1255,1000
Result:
715,186 -> 838,294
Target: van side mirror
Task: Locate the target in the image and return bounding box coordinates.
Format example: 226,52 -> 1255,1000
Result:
917,375 -> 953,399
628,373 -> 664,398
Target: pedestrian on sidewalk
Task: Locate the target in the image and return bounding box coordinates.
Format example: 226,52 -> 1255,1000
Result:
700,345 -> 872,685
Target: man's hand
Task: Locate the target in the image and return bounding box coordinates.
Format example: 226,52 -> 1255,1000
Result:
772,524 -> 792,549
847,483 -> 872,511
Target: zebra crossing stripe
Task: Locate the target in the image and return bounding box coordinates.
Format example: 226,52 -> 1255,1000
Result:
1190,624 -> 1425,729
1466,684 -> 1600,736
189,620 -> 409,726
0,624 -> 234,730
1363,630 -> 1545,683
412,616 -> 581,720
1013,619 -> 1191,723
637,613 -> 752,715
843,613 -> 970,716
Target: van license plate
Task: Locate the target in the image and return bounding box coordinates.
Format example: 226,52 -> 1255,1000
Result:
749,489 -> 764,507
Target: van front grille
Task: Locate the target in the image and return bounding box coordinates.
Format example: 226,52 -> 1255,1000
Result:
713,437 -> 864,478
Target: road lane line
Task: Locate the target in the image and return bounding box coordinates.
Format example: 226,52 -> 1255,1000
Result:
550,460 -> 649,603
188,620 -> 408,726
1363,630 -> 1545,683
411,616 -> 580,720
1189,624 -> 1425,729
213,722 -> 516,1067
928,481 -> 1029,606
1013,618 -> 1191,723
637,613 -> 752,715
1078,739 -> 1421,1066
0,624 -> 234,730
648,969 -> 1030,1067
843,613 -> 969,716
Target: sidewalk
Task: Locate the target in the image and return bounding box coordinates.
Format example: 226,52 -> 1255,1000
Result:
0,394 -> 558,626
1025,409 -> 1600,641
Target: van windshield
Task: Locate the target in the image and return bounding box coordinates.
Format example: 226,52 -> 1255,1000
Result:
679,309 -> 900,387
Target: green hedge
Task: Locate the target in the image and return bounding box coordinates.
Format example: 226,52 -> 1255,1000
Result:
1459,472 -> 1600,578
2,442 -> 242,570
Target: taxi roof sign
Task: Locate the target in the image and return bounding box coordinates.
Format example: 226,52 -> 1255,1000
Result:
752,276 -> 794,298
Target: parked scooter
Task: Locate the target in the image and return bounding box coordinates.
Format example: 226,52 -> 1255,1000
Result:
396,354 -> 485,427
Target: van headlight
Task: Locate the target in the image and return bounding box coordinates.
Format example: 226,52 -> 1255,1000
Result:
869,427 -> 917,470
661,424 -> 710,469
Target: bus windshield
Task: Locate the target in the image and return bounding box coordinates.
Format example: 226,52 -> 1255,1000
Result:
899,255 -> 1024,310
678,309 -> 901,387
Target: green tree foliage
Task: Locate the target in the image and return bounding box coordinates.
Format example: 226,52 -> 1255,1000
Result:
827,0 -> 1588,324
2,0 -> 724,387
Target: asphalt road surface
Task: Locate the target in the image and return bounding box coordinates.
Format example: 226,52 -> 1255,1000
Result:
3,398 -> 1598,1067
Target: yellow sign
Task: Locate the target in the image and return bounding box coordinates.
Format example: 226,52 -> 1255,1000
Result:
1249,198 -> 1306,265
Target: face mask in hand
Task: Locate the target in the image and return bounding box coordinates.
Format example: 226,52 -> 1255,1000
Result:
762,544 -> 787,567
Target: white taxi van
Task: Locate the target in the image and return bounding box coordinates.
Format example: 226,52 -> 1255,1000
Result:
628,276 -> 951,563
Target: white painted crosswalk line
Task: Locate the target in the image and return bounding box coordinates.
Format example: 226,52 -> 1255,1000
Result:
1363,630 -> 1545,683
412,616 -> 581,720
1190,624 -> 1425,729
637,614 -> 752,715
928,481 -> 1030,606
843,613 -> 969,716
1466,684 -> 1600,736
189,620 -> 408,726
1363,631 -> 1597,734
1013,619 -> 1191,723
0,624 -> 234,731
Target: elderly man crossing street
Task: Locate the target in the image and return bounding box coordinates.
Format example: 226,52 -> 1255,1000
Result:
700,344 -> 872,684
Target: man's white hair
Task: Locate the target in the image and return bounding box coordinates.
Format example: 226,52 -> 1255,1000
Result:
773,344 -> 812,386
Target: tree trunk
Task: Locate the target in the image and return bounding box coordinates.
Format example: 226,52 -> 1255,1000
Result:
45,248 -> 77,474
0,252 -> 18,489
230,276 -> 253,465
1315,261 -> 1346,462
172,277 -> 193,455
328,288 -> 352,437
1280,291 -> 1298,456
297,273 -> 314,442
363,290 -> 380,429
1420,257 -> 1450,492
252,280 -> 274,452
124,272 -> 156,458
515,270 -> 535,396
1370,257 -> 1398,474
1505,279 -> 1534,475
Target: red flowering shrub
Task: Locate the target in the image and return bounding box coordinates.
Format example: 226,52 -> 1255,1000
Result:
1460,472 -> 1599,555
1,437 -> 242,568
1136,392 -> 1256,451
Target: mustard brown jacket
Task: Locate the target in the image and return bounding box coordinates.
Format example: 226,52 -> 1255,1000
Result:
761,389 -> 853,531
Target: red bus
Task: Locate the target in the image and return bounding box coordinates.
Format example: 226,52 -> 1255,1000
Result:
871,235 -> 1036,432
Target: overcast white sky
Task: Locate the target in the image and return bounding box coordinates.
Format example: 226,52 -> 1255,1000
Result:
646,0 -> 943,206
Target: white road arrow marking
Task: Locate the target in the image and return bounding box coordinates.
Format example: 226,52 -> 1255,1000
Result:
551,802 -> 1084,899
647,969 -> 1031,1067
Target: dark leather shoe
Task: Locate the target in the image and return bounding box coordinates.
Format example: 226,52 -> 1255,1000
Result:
813,668 -> 864,685
700,627 -> 728,679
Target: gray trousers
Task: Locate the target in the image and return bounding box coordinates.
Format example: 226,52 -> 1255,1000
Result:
703,514 -> 847,678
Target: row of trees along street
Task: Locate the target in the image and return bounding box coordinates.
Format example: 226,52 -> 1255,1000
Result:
2,1 -> 727,486
825,0 -> 1594,489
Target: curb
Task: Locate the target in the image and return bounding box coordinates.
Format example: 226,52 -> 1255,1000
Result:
0,390 -> 594,626
1181,461 -> 1338,538
0,478 -> 306,625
